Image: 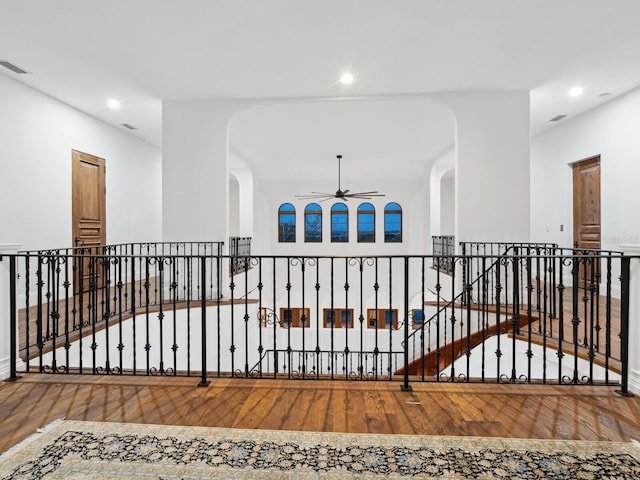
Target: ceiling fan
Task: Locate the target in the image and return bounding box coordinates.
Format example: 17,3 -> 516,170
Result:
295,155 -> 385,202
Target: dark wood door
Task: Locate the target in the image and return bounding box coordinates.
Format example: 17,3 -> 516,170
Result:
72,150 -> 106,292
572,155 -> 600,287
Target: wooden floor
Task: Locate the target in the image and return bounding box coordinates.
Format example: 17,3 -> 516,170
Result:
1,375 -> 638,455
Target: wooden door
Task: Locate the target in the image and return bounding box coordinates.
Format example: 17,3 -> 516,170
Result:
72,150 -> 106,292
572,155 -> 600,287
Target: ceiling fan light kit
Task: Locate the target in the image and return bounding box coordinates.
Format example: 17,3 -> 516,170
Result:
295,155 -> 385,202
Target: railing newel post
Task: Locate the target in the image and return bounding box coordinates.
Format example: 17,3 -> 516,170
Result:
615,255 -> 633,397
9,255 -> 20,381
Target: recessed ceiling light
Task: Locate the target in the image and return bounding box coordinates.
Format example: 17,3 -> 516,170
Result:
569,86 -> 583,97
107,99 -> 120,109
340,72 -> 354,85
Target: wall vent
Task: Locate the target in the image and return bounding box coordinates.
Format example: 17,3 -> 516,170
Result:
549,114 -> 567,122
121,123 -> 137,130
0,60 -> 29,74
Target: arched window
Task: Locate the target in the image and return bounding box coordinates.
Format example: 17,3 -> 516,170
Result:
304,203 -> 322,242
384,202 -> 402,242
357,202 -> 375,242
278,203 -> 296,242
330,203 -> 348,242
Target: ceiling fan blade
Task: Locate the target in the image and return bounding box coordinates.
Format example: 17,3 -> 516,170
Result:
295,194 -> 333,200
295,192 -> 333,197
345,192 -> 386,197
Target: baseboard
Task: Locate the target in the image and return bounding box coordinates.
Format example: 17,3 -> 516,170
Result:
629,369 -> 640,395
0,355 -> 25,381
0,355 -> 11,381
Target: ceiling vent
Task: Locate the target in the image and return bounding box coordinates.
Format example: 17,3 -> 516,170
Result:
549,114 -> 567,122
121,123 -> 137,130
0,60 -> 29,74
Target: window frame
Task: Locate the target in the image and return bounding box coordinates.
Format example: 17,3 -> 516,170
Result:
279,307 -> 311,328
411,309 -> 425,329
384,202 -> 402,243
323,308 -> 354,328
330,202 -> 349,242
278,203 -> 296,243
357,202 -> 376,243
366,308 -> 399,330
304,203 -> 323,242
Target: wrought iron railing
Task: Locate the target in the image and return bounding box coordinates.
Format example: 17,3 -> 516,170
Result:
2,246 -> 633,394
229,236 -> 252,276
432,235 -> 455,274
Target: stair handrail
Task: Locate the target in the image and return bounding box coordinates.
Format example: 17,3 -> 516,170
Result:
405,245 -> 523,346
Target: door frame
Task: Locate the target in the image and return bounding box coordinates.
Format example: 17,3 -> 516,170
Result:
72,149 -> 106,293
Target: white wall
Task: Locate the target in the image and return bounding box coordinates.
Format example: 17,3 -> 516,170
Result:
434,92 -> 531,244
162,100 -> 246,243
253,178 -> 426,257
440,171 -> 455,235
229,175 -> 240,237
0,73 -> 162,250
531,85 -> 640,250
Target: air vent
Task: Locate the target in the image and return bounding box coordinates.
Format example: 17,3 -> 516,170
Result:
0,60 -> 29,74
549,115 -> 567,122
121,123 -> 137,130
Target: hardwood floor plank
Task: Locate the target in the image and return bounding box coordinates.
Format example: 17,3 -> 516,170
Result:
1,375 -> 638,455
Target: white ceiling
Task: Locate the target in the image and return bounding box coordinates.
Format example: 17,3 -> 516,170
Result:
2,0 -> 640,178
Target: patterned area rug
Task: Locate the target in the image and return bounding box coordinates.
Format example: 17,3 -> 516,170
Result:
0,420 -> 638,479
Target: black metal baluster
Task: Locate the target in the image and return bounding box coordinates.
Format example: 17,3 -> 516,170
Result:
420,257 -> 425,382
256,258 -> 264,378
131,254 -> 137,374
284,258 -> 291,379
588,256 -> 596,383
171,257 -> 179,375
359,258 -> 365,380
402,256 -> 411,391
510,249 -> 520,383
448,258 -> 456,381
373,258 -> 379,380
315,258 -> 320,379
216,255 -> 221,377
9,256 -> 19,380
525,255 -> 533,383
615,256 -> 631,396
243,256 -> 250,378
229,256 -> 236,376
571,256 -> 580,384
557,257 -> 565,383
605,254 -> 612,384
330,258 -> 335,380
272,258 -> 277,377
387,257 -> 393,381
435,259 -> 441,381
186,257 -> 192,376
343,257 -> 349,380
494,259 -> 502,382
465,255 -> 472,382
480,256 -> 487,382
144,258 -> 151,376
198,256 -> 209,387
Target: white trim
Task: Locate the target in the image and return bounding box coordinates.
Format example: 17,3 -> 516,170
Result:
621,244 -> 640,255
629,369 -> 640,395
0,244 -> 21,255
0,355 -> 25,381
